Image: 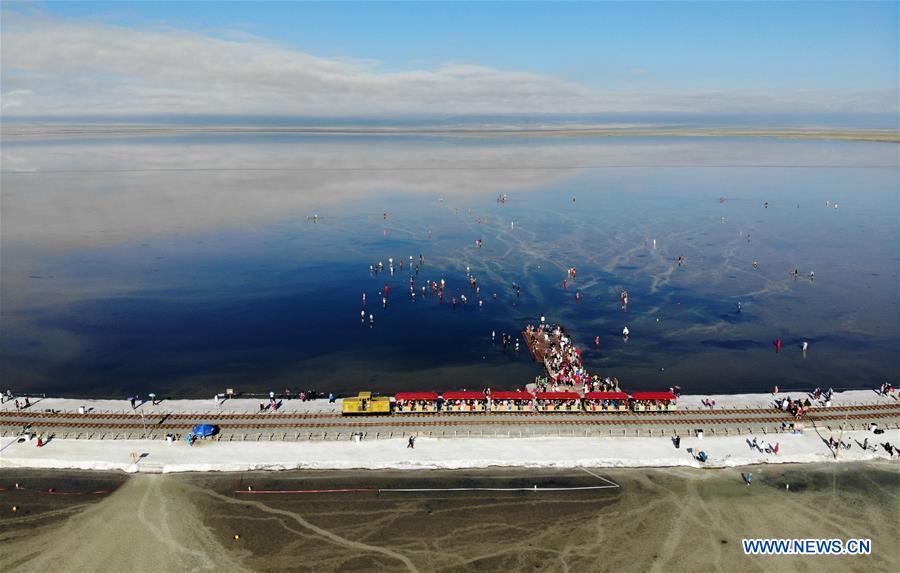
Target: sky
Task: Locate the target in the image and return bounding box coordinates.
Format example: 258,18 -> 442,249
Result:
1,1 -> 898,122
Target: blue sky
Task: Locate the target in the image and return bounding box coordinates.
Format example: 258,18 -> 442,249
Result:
2,1 -> 897,120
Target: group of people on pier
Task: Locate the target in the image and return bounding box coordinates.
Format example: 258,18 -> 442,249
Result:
525,322 -> 592,389
525,321 -> 627,398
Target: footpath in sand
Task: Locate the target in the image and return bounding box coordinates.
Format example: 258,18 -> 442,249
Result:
0,475 -> 248,573
2,464 -> 898,573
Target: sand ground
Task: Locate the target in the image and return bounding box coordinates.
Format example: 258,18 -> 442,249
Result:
1,463 -> 897,573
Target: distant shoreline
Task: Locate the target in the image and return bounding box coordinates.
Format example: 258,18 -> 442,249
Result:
3,124 -> 898,143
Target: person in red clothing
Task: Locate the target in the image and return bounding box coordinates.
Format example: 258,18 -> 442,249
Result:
773,443 -> 780,455
775,338 -> 782,351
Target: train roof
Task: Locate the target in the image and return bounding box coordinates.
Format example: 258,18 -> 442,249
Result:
394,392 -> 439,401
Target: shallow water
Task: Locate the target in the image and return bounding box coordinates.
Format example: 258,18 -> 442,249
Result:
1,134 -> 897,396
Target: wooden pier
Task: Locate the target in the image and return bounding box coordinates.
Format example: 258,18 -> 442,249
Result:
523,327 -> 566,380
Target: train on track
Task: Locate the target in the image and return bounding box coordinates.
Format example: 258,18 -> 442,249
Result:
342,390 -> 677,415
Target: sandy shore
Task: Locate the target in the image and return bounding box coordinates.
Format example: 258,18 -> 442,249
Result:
1,463 -> 897,572
1,428 -> 896,473
2,389 -> 896,473
2,389 -> 894,416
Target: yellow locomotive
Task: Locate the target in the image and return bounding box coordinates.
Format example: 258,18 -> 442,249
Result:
341,391 -> 391,415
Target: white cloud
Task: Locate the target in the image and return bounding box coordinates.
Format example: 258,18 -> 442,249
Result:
1,13 -> 897,117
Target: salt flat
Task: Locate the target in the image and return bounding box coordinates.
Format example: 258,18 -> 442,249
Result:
1,428 -> 895,474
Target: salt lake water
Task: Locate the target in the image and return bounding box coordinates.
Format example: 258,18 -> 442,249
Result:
1,133 -> 897,397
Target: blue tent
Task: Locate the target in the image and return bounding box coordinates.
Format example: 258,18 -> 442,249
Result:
190,424 -> 218,438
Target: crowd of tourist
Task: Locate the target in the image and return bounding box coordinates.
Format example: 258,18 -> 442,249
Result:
525,322 -> 592,389
776,395 -> 811,418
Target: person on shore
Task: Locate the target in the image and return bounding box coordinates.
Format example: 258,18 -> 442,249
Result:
36,434 -> 43,448
407,436 -> 415,449
329,392 -> 335,404
24,397 -> 30,408
15,399 -> 20,410
130,397 -> 136,409
773,443 -> 780,455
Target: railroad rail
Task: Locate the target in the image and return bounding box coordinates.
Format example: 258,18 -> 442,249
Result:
3,402 -> 898,440
3,401 -> 899,421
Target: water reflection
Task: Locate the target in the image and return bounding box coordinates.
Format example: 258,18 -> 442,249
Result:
1,135 -> 897,396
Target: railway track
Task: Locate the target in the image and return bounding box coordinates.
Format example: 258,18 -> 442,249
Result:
3,404 -> 898,436
0,403 -> 900,440
3,401 -> 898,422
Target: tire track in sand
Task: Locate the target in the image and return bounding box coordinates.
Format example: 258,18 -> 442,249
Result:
196,486 -> 420,573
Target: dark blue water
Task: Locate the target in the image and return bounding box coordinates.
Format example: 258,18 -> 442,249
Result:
1,134 -> 897,397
